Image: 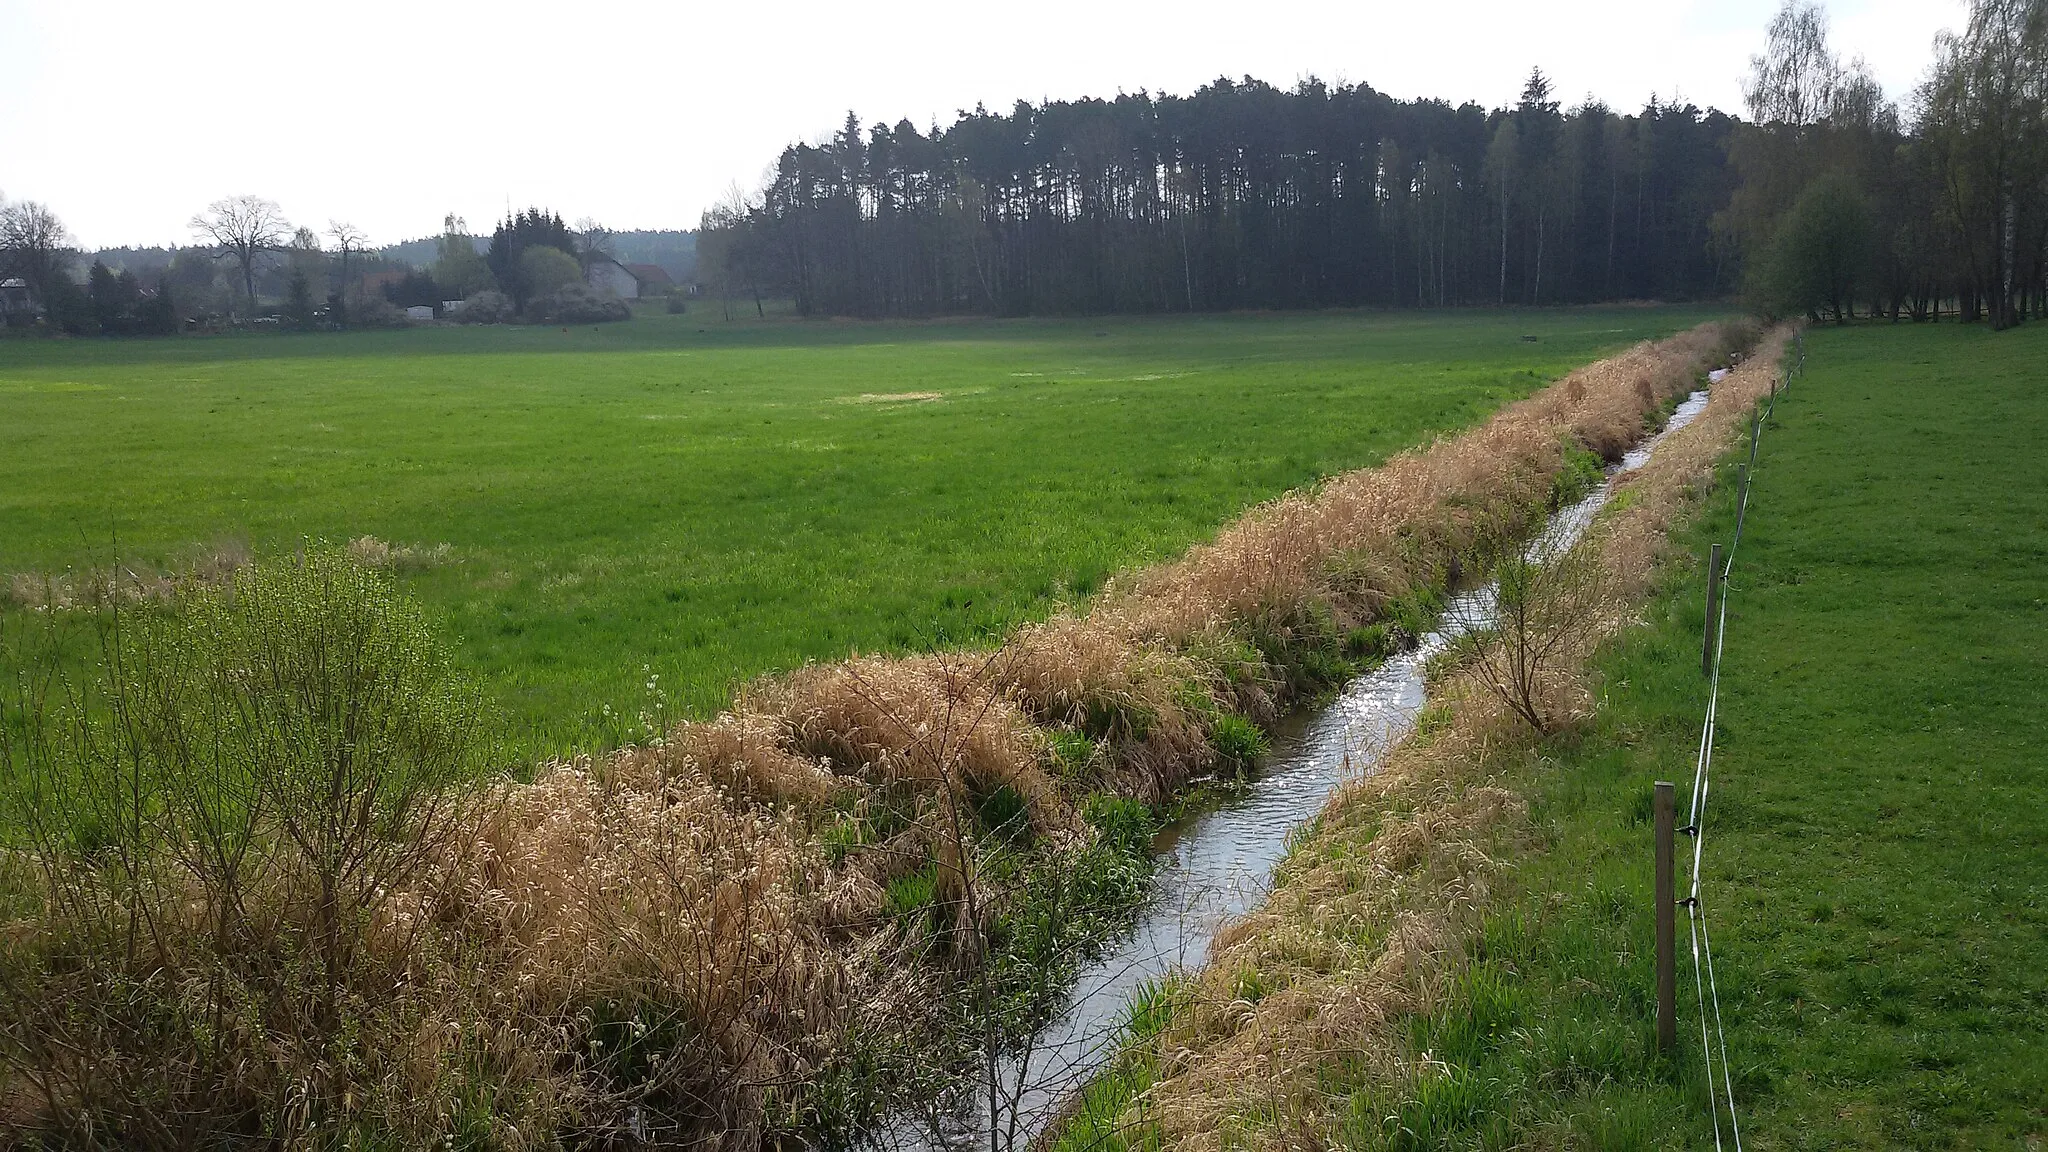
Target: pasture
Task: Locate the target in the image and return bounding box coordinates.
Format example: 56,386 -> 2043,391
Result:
0,306 -> 1718,756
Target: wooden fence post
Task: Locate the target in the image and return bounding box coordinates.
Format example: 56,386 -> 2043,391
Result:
1703,543 -> 1724,677
1655,780 -> 1677,1053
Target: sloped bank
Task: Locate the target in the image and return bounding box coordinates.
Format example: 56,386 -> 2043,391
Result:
0,322 -> 1757,1147
1047,327 -> 1793,1152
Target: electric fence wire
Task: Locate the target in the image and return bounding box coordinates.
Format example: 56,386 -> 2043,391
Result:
1687,590 -> 1742,1152
1678,358 -> 1792,1151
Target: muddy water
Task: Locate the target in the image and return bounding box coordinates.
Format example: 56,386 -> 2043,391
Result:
894,389 -> 1713,1150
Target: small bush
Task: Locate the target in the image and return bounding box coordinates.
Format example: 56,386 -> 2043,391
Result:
525,281 -> 631,324
1082,793 -> 1159,857
452,288 -> 513,324
1207,714 -> 1269,772
1447,538 -> 1611,733
343,290 -> 408,328
1549,444 -> 1608,507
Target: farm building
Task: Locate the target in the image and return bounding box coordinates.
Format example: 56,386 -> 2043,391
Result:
585,258 -> 675,299
623,262 -> 674,294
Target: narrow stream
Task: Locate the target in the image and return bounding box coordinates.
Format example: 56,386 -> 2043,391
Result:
888,386 -> 1715,1150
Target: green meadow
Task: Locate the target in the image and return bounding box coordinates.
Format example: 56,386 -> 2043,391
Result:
0,307 -> 1716,756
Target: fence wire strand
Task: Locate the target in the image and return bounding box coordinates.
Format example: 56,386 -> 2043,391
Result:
1678,352 -> 1797,1151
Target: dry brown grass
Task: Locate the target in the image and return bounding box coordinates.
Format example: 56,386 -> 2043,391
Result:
1108,326 -> 1794,1151
1601,331 -> 1791,597
1,538 -> 454,615
841,391 -> 945,404
2,540 -> 253,611
422,760 -> 862,1142
345,535 -> 456,573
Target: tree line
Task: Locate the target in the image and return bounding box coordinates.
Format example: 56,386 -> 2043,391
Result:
703,0 -> 2048,328
700,72 -> 1737,317
1732,0 -> 2048,327
0,196 -> 661,336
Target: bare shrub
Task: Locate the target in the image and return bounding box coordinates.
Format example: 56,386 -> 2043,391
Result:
0,548 -> 482,1140
1444,539 -> 1612,733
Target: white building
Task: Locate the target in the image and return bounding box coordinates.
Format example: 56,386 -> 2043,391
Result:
585,259 -> 677,300
587,259 -> 639,298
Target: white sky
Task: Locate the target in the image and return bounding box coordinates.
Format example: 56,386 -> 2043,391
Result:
0,0 -> 1965,251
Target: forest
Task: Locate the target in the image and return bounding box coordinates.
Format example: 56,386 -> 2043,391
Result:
701,0 -> 2048,328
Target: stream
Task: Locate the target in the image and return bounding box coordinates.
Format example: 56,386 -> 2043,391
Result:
883,386 -> 1716,1151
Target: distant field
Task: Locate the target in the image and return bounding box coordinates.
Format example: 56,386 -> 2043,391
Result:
0,307 -> 1720,757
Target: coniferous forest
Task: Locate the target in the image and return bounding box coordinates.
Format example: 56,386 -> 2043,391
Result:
702,0 -> 2048,328
706,73 -> 1736,316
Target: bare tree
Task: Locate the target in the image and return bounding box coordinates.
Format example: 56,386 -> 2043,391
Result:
0,197 -> 74,308
326,220 -> 367,294
698,185 -> 768,320
1744,1 -> 1844,127
190,196 -> 290,316
572,216 -> 614,271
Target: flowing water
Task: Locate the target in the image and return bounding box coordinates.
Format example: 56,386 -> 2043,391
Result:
887,388 -> 1714,1150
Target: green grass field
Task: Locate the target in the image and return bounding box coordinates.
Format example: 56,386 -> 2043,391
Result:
1363,320 -> 2048,1147
0,307 -> 1716,757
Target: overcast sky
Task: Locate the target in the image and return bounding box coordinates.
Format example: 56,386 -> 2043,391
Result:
0,0 -> 1965,251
